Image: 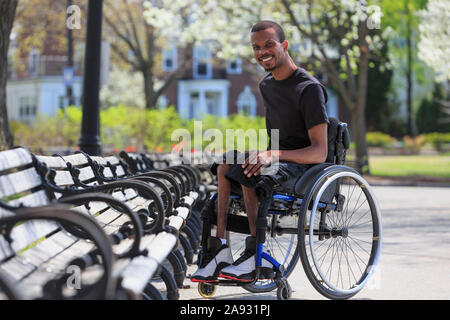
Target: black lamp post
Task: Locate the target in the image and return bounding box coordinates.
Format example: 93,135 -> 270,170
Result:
78,0 -> 103,155
66,0 -> 74,107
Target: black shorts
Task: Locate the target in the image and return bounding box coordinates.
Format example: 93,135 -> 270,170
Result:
211,151 -> 313,195
271,161 -> 313,193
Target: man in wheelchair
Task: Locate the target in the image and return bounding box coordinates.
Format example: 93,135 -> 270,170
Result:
192,20 -> 329,282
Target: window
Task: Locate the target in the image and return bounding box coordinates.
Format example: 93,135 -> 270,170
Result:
189,92 -> 199,118
28,49 -> 40,76
19,96 -> 37,122
237,86 -> 257,116
59,95 -> 66,110
205,91 -> 221,115
226,58 -> 242,74
193,45 -> 212,79
162,45 -> 177,72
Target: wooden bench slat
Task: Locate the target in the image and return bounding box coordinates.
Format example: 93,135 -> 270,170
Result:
78,166 -> 95,182
102,167 -> 114,178
0,235 -> 14,261
89,156 -> 106,165
10,220 -> 60,253
86,201 -> 109,214
0,167 -> 42,199
115,166 -> 126,177
62,153 -> 89,166
53,170 -> 75,186
35,155 -> 67,169
8,190 -> 50,208
103,156 -> 120,165
17,237 -> 96,299
20,231 -> 77,268
119,256 -> 159,295
0,256 -> 36,282
0,148 -> 33,172
94,208 -> 121,226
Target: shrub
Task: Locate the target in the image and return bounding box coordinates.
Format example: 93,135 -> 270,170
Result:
11,105 -> 268,154
423,132 -> 450,152
402,135 -> 426,153
366,132 -> 396,148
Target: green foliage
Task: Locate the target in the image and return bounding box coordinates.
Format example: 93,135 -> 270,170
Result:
369,155 -> 450,178
11,105 -> 267,153
182,112 -> 267,152
423,132 -> 450,152
366,132 -> 396,148
365,31 -> 394,133
416,83 -> 450,134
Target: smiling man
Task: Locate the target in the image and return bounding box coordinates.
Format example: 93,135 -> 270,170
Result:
191,20 -> 329,283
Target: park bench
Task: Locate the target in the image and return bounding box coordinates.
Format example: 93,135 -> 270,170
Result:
36,150 -> 205,299
88,152 -> 204,266
0,147 -> 117,299
0,146 -> 205,300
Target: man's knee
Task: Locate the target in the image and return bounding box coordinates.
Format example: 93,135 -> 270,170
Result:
217,163 -> 230,177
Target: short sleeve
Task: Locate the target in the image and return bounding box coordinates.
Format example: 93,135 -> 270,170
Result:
299,83 -> 329,130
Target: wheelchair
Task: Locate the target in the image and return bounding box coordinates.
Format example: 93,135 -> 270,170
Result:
196,118 -> 382,300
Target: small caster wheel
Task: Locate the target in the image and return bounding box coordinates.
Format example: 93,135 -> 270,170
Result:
197,282 -> 216,299
276,279 -> 292,300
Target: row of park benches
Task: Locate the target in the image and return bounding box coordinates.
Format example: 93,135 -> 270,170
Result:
0,147 -> 217,300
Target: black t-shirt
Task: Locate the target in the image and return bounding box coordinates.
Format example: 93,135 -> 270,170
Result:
259,67 -> 329,150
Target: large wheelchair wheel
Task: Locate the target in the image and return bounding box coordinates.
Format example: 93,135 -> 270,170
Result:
298,168 -> 382,299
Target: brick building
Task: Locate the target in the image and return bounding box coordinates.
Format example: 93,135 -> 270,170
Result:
158,44 -> 339,120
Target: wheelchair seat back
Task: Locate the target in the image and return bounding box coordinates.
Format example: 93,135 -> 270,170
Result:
289,118 -> 350,201
326,117 -> 350,165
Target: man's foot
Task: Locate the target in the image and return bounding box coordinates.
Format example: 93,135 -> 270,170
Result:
191,237 -> 233,282
219,236 -> 274,282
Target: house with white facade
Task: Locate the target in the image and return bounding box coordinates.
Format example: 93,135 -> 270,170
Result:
160,43 -> 339,121
7,41 -> 109,125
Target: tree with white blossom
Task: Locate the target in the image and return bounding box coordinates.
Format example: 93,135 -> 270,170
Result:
417,0 -> 450,83
105,0 -> 216,109
197,0 -> 387,174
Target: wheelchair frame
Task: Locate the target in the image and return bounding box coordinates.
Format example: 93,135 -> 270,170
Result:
196,120 -> 383,300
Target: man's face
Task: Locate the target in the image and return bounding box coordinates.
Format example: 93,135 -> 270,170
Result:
251,28 -> 287,72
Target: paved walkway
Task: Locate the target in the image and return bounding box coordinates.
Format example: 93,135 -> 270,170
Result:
175,185 -> 450,300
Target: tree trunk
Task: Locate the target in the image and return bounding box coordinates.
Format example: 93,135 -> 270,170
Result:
142,69 -> 158,109
405,2 -> 414,136
0,0 -> 17,150
351,105 -> 370,174
352,21 -> 370,174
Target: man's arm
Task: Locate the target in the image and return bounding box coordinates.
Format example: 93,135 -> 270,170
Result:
242,122 -> 328,177
278,122 -> 328,164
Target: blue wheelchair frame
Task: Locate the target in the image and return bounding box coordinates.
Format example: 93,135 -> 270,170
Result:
199,189 -> 337,287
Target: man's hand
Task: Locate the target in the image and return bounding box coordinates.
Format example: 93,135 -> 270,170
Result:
241,150 -> 279,177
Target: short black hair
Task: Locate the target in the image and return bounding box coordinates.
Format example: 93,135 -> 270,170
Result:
251,20 -> 286,43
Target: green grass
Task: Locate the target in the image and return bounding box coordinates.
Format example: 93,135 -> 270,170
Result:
368,155 -> 450,178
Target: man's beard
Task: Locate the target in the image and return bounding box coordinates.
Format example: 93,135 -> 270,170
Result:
263,57 -> 282,72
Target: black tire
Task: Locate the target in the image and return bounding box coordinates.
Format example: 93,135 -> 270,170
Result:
297,168 -> 382,299
276,280 -> 292,300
